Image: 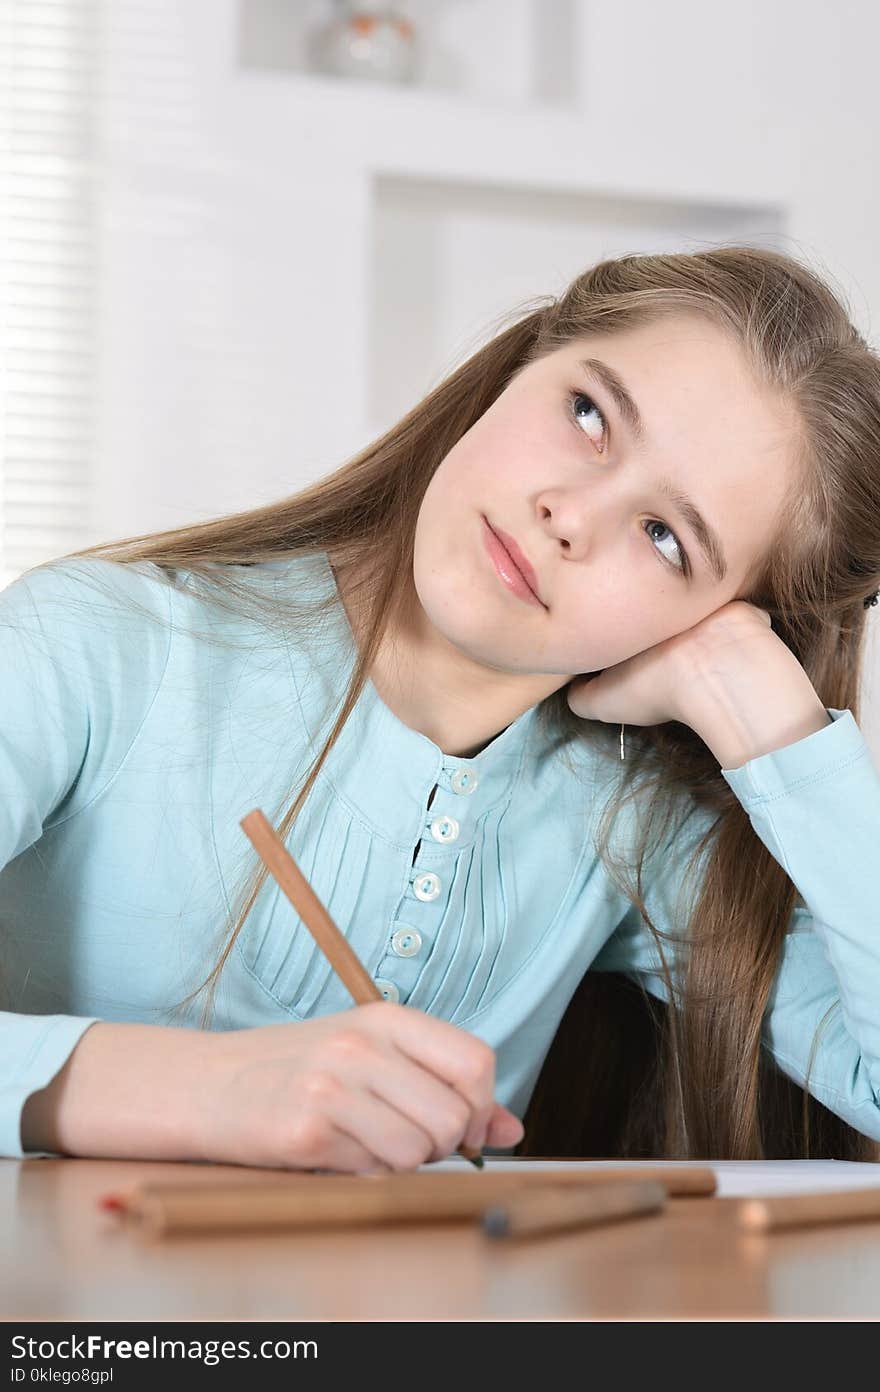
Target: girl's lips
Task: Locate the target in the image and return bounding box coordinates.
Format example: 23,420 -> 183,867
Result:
487,520 -> 543,604
482,517 -> 545,609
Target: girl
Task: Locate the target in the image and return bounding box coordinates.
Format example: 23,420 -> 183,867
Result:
6,246 -> 880,1171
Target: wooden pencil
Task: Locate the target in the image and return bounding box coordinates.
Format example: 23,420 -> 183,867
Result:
738,1185 -> 880,1232
99,1175 -> 668,1239
481,1179 -> 667,1240
100,1164 -> 716,1203
239,807 -> 484,1168
97,1165 -> 716,1236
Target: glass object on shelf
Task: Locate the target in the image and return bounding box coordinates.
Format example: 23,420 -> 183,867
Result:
308,2 -> 419,86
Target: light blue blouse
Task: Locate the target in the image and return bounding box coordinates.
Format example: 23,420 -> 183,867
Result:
1,549 -> 878,1159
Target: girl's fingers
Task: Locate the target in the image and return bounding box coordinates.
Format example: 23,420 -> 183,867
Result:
361,1002 -> 497,1121
485,1102 -> 525,1149
345,1043 -> 488,1160
292,1130 -> 388,1174
324,1086 -> 439,1172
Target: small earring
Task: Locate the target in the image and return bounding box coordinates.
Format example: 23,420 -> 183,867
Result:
619,722 -> 626,761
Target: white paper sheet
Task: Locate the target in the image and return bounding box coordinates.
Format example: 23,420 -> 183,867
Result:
425,1156 -> 880,1197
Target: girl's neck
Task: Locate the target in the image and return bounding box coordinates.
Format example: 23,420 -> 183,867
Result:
328,554 -> 513,758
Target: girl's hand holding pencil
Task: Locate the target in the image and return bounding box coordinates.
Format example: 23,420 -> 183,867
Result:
231,807 -> 524,1173
193,1003 -> 523,1173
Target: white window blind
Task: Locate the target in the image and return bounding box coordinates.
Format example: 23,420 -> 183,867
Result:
0,0 -> 98,589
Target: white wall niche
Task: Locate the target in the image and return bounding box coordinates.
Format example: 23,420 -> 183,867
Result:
368,170 -> 786,437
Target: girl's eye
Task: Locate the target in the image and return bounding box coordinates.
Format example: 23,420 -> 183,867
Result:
567,389 -> 608,449
567,388 -> 690,579
642,519 -> 689,577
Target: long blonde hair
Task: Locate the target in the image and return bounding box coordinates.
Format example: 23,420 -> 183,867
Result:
46,245 -> 880,1159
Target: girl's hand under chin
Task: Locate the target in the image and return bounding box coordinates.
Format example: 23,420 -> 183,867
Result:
566,599 -> 774,729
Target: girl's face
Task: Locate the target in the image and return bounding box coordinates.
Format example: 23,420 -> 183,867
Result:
411,313 -> 798,688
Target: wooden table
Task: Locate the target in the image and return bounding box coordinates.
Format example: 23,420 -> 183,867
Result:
4,1157 -> 880,1320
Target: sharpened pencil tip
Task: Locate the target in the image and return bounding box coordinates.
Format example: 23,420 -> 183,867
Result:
455,1142 -> 484,1167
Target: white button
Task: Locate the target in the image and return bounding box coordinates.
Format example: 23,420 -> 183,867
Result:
413,871 -> 441,901
450,768 -> 478,795
430,814 -> 460,843
375,979 -> 400,1003
391,928 -> 423,957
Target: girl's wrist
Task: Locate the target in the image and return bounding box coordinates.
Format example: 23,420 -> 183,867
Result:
680,644 -> 831,769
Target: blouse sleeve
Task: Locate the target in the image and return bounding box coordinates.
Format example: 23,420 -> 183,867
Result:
589,707 -> 880,1141
0,558 -> 172,1158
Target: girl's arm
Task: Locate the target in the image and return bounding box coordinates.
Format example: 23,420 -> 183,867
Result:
592,705 -> 880,1139
19,1020 -> 210,1158
0,559 -> 172,1157
20,1008 -> 523,1168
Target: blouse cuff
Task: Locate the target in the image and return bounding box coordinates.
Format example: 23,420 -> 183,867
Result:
0,1014 -> 102,1159
720,708 -> 871,806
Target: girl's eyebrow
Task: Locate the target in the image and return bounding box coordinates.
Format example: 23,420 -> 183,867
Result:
656,476 -> 728,584
578,356 -> 729,584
